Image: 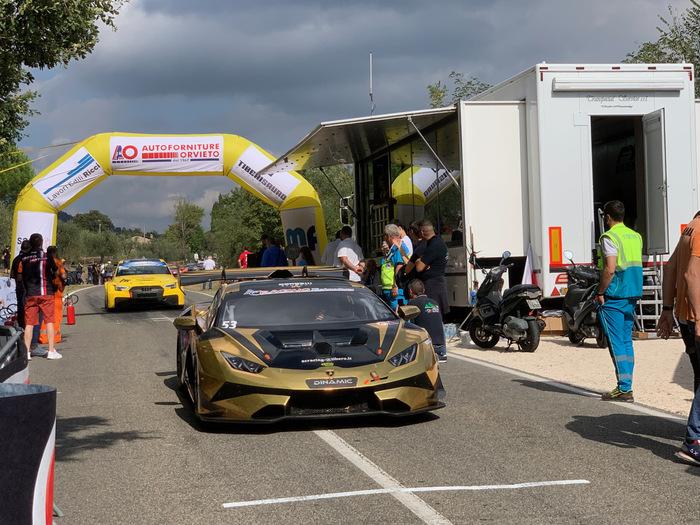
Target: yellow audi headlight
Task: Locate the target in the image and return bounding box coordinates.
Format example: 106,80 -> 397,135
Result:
114,285 -> 129,291
163,283 -> 177,289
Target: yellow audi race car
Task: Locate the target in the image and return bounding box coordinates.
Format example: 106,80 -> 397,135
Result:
173,276 -> 445,423
105,259 -> 185,311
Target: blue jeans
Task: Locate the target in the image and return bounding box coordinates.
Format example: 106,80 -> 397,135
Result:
599,298 -> 637,392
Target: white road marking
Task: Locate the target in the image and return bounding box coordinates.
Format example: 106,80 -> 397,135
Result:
312,429 -> 452,524
448,350 -> 686,421
222,479 -> 590,509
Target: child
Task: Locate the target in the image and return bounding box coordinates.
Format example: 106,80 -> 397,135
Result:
407,279 -> 446,362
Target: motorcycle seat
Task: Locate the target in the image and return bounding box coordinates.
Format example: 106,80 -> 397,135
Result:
503,284 -> 541,299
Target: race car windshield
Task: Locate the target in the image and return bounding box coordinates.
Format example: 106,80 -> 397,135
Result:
217,286 -> 396,328
115,262 -> 171,276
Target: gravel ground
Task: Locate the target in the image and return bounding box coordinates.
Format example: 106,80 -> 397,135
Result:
450,334 -> 696,416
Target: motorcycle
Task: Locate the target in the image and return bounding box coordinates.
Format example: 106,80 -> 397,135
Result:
463,250 -> 545,352
559,250 -> 608,348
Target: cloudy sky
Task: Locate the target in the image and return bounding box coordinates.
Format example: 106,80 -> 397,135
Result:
20,0 -> 688,231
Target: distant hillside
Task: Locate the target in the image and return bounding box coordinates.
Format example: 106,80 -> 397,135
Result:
58,211 -> 73,222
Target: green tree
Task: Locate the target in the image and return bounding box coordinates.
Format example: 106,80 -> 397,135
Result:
302,165 -> 354,240
82,229 -> 122,262
427,71 -> 491,108
56,220 -> 84,263
165,199 -> 205,259
625,1 -> 700,97
0,202 -> 12,248
72,209 -> 114,232
0,149 -> 34,204
210,189 -> 282,267
0,0 -> 123,150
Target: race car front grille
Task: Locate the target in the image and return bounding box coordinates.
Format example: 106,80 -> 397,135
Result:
130,286 -> 164,299
287,390 -> 378,416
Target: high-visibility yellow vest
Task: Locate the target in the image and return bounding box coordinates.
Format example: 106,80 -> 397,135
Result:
598,222 -> 643,299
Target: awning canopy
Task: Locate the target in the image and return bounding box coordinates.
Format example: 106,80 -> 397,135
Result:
258,106 -> 457,175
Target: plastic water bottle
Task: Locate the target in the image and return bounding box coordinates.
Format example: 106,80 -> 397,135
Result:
470,289 -> 477,305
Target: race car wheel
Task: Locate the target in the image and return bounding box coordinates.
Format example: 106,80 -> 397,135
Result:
175,337 -> 183,389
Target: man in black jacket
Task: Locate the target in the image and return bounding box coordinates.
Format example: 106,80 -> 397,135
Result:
405,220 -> 450,318
10,240 -> 30,329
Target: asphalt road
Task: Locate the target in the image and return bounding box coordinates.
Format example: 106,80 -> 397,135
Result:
30,286 -> 699,524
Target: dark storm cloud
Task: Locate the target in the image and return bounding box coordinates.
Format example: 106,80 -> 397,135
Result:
20,0 -> 688,230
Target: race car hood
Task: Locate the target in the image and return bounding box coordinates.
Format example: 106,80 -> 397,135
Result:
217,320 -> 425,370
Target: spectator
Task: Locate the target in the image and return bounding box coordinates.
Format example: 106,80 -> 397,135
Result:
298,246 -> 315,266
380,224 -> 406,309
10,240 -> 31,329
42,246 -> 66,345
237,247 -> 253,269
2,246 -> 10,271
75,262 -> 83,284
253,234 -> 270,267
405,219 -> 450,317
18,233 -> 62,360
595,200 -> 643,402
658,211 -> 700,393
407,279 -> 447,362
203,255 -> 216,271
359,258 -> 379,291
335,226 -> 363,282
657,212 -> 700,466
322,230 -> 342,266
393,221 -> 413,258
261,238 -> 288,267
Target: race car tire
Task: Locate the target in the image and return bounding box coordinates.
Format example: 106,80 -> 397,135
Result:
176,337 -> 183,389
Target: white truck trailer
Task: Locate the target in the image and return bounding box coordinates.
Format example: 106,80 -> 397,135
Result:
260,63 -> 699,309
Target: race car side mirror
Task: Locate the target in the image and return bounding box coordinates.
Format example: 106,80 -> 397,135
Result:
173,316 -> 196,330
398,305 -> 421,321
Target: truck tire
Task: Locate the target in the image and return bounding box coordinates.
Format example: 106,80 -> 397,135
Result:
468,321 -> 499,349
520,319 -> 541,352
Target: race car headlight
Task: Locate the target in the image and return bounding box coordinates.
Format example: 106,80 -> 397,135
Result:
222,352 -> 265,373
163,283 -> 177,289
388,344 -> 418,367
114,285 -> 129,291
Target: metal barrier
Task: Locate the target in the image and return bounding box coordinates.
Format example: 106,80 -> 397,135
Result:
0,326 -> 25,384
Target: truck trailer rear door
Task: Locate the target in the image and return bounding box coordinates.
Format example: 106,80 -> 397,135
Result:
642,109 -> 669,254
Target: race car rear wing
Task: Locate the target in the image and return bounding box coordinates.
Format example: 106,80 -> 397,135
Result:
178,266 -> 348,288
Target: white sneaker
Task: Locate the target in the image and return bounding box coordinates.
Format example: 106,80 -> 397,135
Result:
46,351 -> 63,360
27,352 -> 31,361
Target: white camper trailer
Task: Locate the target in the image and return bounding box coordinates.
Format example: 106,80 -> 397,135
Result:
261,63 -> 699,309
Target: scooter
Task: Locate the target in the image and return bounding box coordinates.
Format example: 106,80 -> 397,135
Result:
463,250 -> 545,352
559,250 -> 608,348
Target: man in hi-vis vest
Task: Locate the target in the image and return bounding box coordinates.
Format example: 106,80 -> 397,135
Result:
595,200 -> 644,402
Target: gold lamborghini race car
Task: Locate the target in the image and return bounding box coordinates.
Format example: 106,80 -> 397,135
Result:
173,276 -> 445,423
104,259 -> 185,311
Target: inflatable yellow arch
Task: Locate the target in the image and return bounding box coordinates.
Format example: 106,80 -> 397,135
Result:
12,133 -> 327,260
391,166 -> 461,225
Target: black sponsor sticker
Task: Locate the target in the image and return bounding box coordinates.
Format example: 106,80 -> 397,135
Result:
305,377 -> 358,389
